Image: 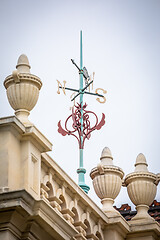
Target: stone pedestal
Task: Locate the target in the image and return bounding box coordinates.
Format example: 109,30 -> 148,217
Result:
0,116 -> 52,199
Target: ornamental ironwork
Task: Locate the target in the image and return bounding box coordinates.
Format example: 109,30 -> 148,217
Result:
57,31 -> 106,193
58,103 -> 105,149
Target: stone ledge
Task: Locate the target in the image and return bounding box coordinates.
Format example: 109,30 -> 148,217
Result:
0,116 -> 25,133
24,125 -> 52,152
0,116 -> 52,152
126,220 -> 160,239
0,190 -> 78,240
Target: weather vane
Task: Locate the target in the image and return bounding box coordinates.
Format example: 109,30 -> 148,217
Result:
57,31 -> 107,194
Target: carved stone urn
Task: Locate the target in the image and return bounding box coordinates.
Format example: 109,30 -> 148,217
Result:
124,153 -> 159,221
4,54 -> 42,126
90,147 -> 124,215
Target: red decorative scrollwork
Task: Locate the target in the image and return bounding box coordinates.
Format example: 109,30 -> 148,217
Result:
58,103 -> 105,149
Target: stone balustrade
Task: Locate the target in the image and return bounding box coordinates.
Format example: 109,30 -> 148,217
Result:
40,152 -> 108,240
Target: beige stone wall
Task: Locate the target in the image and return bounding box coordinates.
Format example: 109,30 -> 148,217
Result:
0,117 -> 24,192
0,115 -> 160,239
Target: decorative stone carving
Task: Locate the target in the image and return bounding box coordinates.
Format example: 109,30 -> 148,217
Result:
90,147 -> 124,215
4,54 -> 42,126
74,221 -> 87,239
61,208 -> 75,224
124,153 -> 159,221
40,183 -> 49,200
49,196 -> 62,212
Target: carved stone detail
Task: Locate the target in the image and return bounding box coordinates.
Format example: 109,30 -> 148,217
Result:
90,147 -> 124,215
49,196 -> 62,212
74,221 -> 87,238
4,54 -> 42,126
40,183 -> 49,200
41,155 -> 106,239
124,153 -> 159,221
61,208 -> 75,224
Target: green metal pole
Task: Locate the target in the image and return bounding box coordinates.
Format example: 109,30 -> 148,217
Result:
80,30 -> 83,168
77,30 -> 90,194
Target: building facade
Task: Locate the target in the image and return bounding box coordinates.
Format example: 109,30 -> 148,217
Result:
0,55 -> 160,240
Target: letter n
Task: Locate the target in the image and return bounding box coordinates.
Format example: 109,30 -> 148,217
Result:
57,80 -> 66,95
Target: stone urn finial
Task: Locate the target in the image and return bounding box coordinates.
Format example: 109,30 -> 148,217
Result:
16,54 -> 31,73
124,153 -> 159,221
4,54 -> 42,126
90,147 -> 124,215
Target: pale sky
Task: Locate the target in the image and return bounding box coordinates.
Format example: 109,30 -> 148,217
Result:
0,0 -> 160,208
